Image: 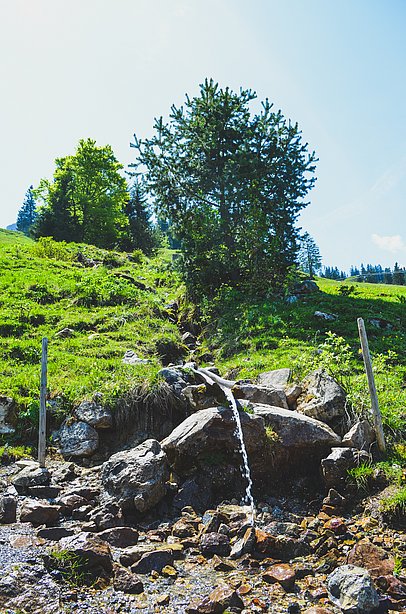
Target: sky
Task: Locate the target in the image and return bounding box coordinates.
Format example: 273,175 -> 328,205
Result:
1,0 -> 405,271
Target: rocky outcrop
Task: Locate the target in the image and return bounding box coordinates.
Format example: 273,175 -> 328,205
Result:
101,439 -> 169,513
233,383 -> 288,409
74,400 -> 112,429
297,369 -> 347,427
54,420 -> 99,457
257,368 -> 291,389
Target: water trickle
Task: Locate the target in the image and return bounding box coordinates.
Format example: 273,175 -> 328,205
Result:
195,367 -> 255,525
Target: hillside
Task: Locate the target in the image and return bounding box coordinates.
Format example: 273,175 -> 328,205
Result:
0,228 -> 405,448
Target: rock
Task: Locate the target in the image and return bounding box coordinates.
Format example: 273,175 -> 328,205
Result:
54,420 -> 99,457
20,500 -> 60,526
172,477 -> 213,512
294,280 -> 319,294
263,563 -> 296,591
347,539 -> 394,578
158,367 -> 189,396
323,488 -> 346,508
181,331 -> 197,348
97,527 -> 139,547
122,350 -> 149,365
172,517 -> 198,538
297,369 -> 347,426
327,564 -> 379,613
37,527 -> 75,540
286,385 -> 303,409
113,564 -> 144,594
0,563 -> 60,613
57,493 -> 89,514
342,420 -> 375,451
182,384 -> 221,411
101,439 -> 169,513
369,317 -> 394,330
257,368 -> 291,389
230,526 -> 256,559
72,504 -> 93,520
130,549 -> 174,574
12,466 -> 51,494
321,447 -> 370,488
303,609 -> 334,614
0,396 -> 16,434
0,493 -> 17,523
200,532 -> 231,557
188,584 -> 244,613
74,400 -> 112,429
55,327 -> 74,338
58,532 -> 113,573
233,383 -> 289,408
314,311 -> 338,321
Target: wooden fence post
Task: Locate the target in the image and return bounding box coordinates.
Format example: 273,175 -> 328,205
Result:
357,318 -> 386,453
38,337 -> 48,467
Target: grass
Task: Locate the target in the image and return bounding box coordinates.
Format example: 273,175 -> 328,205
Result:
47,549 -> 91,586
0,231 -> 185,439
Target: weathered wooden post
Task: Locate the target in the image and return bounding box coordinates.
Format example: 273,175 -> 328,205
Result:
38,337 -> 48,467
357,318 -> 386,453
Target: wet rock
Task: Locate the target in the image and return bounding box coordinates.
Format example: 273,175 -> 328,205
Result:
182,384 -> 221,411
37,526 -> 75,540
54,420 -> 99,457
20,499 -> 60,526
257,368 -> 291,389
12,466 -> 51,494
255,528 -> 276,555
74,400 -> 113,429
172,477 -> 213,512
97,527 -> 139,547
0,493 -> 17,523
58,532 -> 113,573
130,549 -> 174,574
323,488 -> 346,508
200,532 -> 231,557
347,539 -> 394,578
233,383 -> 288,408
113,564 -> 144,594
327,564 -> 379,613
297,369 -> 347,426
342,420 -> 375,451
321,447 -> 370,488
0,563 -> 60,613
263,563 -> 296,591
101,439 -> 169,513
323,517 -> 347,535
230,525 -> 256,559
187,583 -> 244,613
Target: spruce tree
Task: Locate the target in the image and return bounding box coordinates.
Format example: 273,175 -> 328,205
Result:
16,186 -> 37,236
125,180 -> 157,254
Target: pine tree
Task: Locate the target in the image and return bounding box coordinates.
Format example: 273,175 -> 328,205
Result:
125,180 -> 157,254
16,186 -> 37,235
298,232 -> 322,277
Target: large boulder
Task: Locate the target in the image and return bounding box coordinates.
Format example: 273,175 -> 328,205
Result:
54,420 -> 99,457
232,383 -> 288,409
101,439 -> 169,513
321,447 -> 370,488
74,400 -> 112,429
12,465 -> 51,494
257,368 -> 291,389
297,369 -> 347,427
327,564 -> 379,613
57,532 -> 113,574
20,500 -> 60,526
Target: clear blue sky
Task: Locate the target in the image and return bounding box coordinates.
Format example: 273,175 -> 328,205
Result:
1,0 -> 405,271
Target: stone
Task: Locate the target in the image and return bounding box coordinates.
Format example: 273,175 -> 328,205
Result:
303,609 -> 334,614
297,369 -> 347,425
12,466 -> 51,494
0,563 -> 60,613
172,517 -> 198,538
130,549 -> 174,574
200,532 -> 231,557
181,384 -> 220,412
257,368 -> 291,389
0,396 -> 16,434
0,493 -> 17,523
74,400 -> 112,429
347,539 -> 394,578
57,493 -> 89,514
37,527 -> 75,540
122,350 -> 149,365
327,564 -> 379,613
188,584 -> 244,613
54,420 -> 99,457
158,367 -> 189,396
233,383 -> 289,408
101,439 -> 169,513
230,526 -> 256,559
294,280 -> 319,294
72,504 -> 93,520
369,317 -> 394,330
181,331 -> 197,348
97,527 -> 139,547
263,563 -> 296,591
323,488 -> 346,507
321,447 -> 370,488
20,500 -> 60,526
58,532 -> 113,573
55,327 -> 74,338
27,485 -> 61,499
286,385 -> 303,409
342,420 -> 375,451
113,564 -> 144,594
314,311 -> 338,321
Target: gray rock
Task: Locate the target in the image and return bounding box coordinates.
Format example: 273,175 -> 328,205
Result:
113,564 -> 144,593
181,384 -> 221,411
294,280 -> 319,294
342,420 -> 375,451
252,405 -> 341,450
233,383 -> 289,408
257,368 -> 291,389
327,564 -> 379,612
122,350 -> 149,365
0,563 -> 60,613
20,499 -> 60,526
101,439 -> 169,513
321,447 -> 370,488
130,549 -> 174,574
55,327 -> 74,338
314,311 -> 338,321
12,466 -> 51,494
98,527 -> 139,547
0,493 -> 17,523
37,526 -> 75,540
158,367 -> 189,396
0,396 -> 15,434
28,485 -> 61,498
297,369 -> 347,425
74,400 -> 112,429
200,532 -> 231,557
286,385 -> 303,409
58,532 -> 113,573
55,420 -> 99,457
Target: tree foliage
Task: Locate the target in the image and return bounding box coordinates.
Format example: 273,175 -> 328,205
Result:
298,232 -> 322,277
33,139 -> 129,249
16,186 -> 37,236
124,180 -> 158,254
132,79 -> 317,297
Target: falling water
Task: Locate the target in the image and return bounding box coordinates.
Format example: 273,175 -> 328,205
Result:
195,367 -> 255,525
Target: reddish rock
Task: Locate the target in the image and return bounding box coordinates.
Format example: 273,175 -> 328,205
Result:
130,549 -> 174,574
20,500 -> 60,527
347,539 -> 394,578
263,563 -> 296,591
187,584 -> 244,613
255,528 -> 276,555
97,527 -> 139,547
113,564 -> 144,594
200,532 -> 230,557
323,517 -> 347,535
58,532 -> 113,573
